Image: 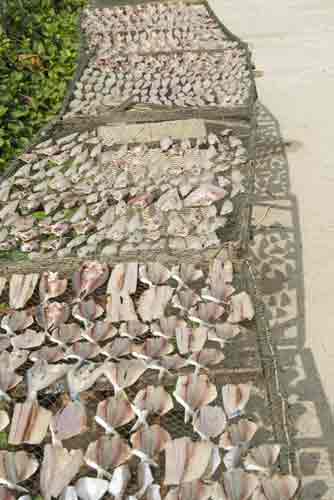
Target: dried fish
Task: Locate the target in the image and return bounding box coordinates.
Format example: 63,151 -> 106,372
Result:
40,444 -> 83,500
139,263 -> 170,286
133,386 -> 173,427
106,293 -> 138,323
85,435 -> 131,478
0,278 -> 6,298
95,393 -> 135,435
0,451 -> 39,492
9,401 -> 52,445
193,406 -> 226,440
82,320 -> 117,344
8,350 -> 28,370
26,361 -> 69,400
107,263 -> 138,295
189,302 -> 224,325
29,345 -> 65,363
137,286 -> 174,322
66,362 -> 104,400
175,325 -> 207,354
102,359 -> 147,394
101,338 -> 131,360
164,481 -> 214,500
131,425 -> 171,466
1,311 -> 34,336
108,465 -> 131,500
0,352 -> 22,400
119,320 -> 148,340
51,323 -> 83,346
228,292 -> 255,323
9,274 -> 39,309
75,478 -> 109,500
65,341 -> 101,361
35,302 -> 70,331
261,475 -> 300,500
50,400 -> 87,443
222,383 -> 251,419
184,185 -> 227,207
164,437 -> 214,485
219,419 -> 258,450
39,272 -> 67,302
132,337 -> 173,360
174,374 -> 217,423
72,299 -> 104,327
208,322 -> 241,346
188,348 -> 224,373
73,261 -> 109,300
244,445 -> 281,474
0,487 -> 15,500
219,469 -> 259,500
11,330 -> 45,350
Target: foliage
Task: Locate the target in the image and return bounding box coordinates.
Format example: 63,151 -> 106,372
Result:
0,0 -> 86,170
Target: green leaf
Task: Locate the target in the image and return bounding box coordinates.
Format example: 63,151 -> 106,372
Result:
0,432 -> 8,449
32,211 -> 47,220
0,106 -> 8,117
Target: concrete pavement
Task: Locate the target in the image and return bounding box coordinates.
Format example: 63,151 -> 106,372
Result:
209,0 -> 334,497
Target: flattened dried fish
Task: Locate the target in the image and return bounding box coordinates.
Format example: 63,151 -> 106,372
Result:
75,478 -> 109,500
95,393 -> 135,435
26,361 -> 69,400
131,425 -> 171,466
0,451 -> 39,492
1,311 -> 33,336
101,338 -> 131,360
73,261 -> 109,300
220,469 -> 259,500
139,263 -> 170,286
40,444 -> 83,500
9,274 -> 39,309
0,352 -> 22,400
173,374 -> 217,423
244,444 -> 281,473
9,401 -> 52,445
66,362 -> 104,400
83,320 -> 117,344
107,263 -> 138,295
106,293 -> 138,323
219,419 -> 258,450
102,359 -> 146,394
132,386 -> 173,431
39,272 -> 67,302
119,320 -> 148,340
51,323 -> 82,346
65,342 -> 101,361
222,383 -> 251,419
72,299 -> 104,327
208,322 -> 241,346
137,286 -> 174,322
50,401 -> 88,442
228,292 -> 255,323
36,302 -> 70,332
193,406 -> 226,440
11,329 -> 44,350
165,481 -> 214,500
85,436 -> 131,478
261,475 -> 300,500
175,326 -> 207,354
164,437 -> 213,485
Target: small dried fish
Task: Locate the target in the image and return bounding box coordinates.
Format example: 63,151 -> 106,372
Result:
72,299 -> 104,327
51,323 -> 83,346
261,475 -> 300,500
219,419 -> 258,450
193,406 -> 227,440
65,341 -> 101,361
0,352 -> 22,400
0,451 -> 39,493
85,435 -> 131,478
219,469 -> 259,500
75,478 -> 109,500
101,338 -> 131,360
131,424 -> 171,467
164,437 -> 214,485
26,361 -> 69,400
189,302 -> 224,325
29,345 -> 65,363
50,400 -> 87,442
95,393 -> 135,435
119,320 -> 148,340
132,385 -> 173,431
36,302 -> 70,332
174,374 -> 217,423
139,263 -> 170,286
222,383 -> 251,419
66,362 -> 104,400
73,261 -> 109,300
137,286 -> 174,322
175,325 -> 207,354
1,311 -> 34,336
132,337 -> 173,360
107,263 -> 138,295
82,320 -> 117,344
39,272 -> 67,302
40,444 -> 83,500
102,359 -> 147,394
11,329 -> 45,350
244,444 -> 281,474
9,401 -> 52,445
228,292 -> 255,323
9,274 -> 39,309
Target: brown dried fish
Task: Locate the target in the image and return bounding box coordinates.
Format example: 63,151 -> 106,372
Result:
165,481 -> 214,500
9,274 -> 39,309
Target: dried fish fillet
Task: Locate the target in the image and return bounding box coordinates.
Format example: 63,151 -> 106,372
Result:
137,286 -> 174,322
39,272 -> 67,302
67,362 -> 104,400
219,419 -> 258,450
35,302 -> 70,331
95,393 -> 135,434
131,425 -> 171,466
139,263 -> 170,286
11,329 -> 45,350
220,469 -> 259,500
132,337 -> 173,360
228,292 -> 255,323
51,323 -> 82,345
73,261 -> 109,300
1,311 -> 34,336
193,406 -> 226,440
165,481 -> 214,500
83,320 -> 117,344
101,338 -> 131,360
0,451 -> 39,492
244,444 -> 281,473
174,374 -> 217,423
85,435 -> 131,478
75,478 -> 109,500
222,384 -> 251,419
0,352 -> 22,400
9,401 -> 51,445
26,361 -> 69,400
107,263 -> 138,295
50,401 -> 88,442
133,386 -> 173,421
72,299 -> 104,326
119,320 -> 148,340
102,359 -> 147,393
40,444 -> 83,500
261,475 -> 300,500
175,326 -> 207,354
9,274 -> 39,309
152,316 -> 186,339
65,342 -> 101,361
164,437 -> 213,485
29,345 -> 65,363
106,293 -> 138,323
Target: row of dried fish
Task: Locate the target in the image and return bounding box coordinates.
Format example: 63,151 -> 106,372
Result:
1,132 -> 247,259
84,29 -> 237,55
83,3 -> 221,33
65,50 -> 251,117
0,374 -> 300,499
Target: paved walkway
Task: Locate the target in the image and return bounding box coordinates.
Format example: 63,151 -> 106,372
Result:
209,0 -> 334,497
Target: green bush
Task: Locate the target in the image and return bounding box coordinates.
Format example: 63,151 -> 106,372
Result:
0,0 -> 86,170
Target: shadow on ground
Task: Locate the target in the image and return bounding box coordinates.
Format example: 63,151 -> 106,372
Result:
251,104 -> 334,498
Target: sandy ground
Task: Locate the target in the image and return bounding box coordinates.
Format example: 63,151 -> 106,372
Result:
209,0 -> 334,497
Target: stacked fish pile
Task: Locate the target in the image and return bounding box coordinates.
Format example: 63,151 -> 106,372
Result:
0,259 -> 299,499
0,130 -> 248,260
